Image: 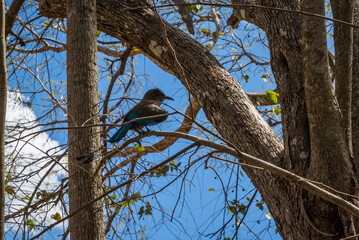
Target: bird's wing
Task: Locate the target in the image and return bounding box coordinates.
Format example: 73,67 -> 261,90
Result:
129,103 -> 168,117
125,103 -> 168,127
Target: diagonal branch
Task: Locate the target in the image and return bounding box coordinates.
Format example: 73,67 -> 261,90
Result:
103,98 -> 201,179
118,130 -> 359,218
39,1 -> 286,228
5,0 -> 25,37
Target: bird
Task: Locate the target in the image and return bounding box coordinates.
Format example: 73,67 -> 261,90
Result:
108,88 -> 174,143
77,88 -> 173,163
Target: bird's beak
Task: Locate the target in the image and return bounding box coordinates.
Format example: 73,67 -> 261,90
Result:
164,96 -> 174,101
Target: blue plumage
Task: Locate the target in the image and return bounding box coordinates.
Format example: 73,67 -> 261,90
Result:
77,89 -> 173,163
108,89 -> 173,143
108,121 -> 132,143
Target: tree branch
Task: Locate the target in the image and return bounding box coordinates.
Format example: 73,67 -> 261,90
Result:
171,0 -> 194,34
102,99 -> 201,179
5,0 -> 25,37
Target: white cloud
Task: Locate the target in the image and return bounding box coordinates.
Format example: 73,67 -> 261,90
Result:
5,91 -> 68,233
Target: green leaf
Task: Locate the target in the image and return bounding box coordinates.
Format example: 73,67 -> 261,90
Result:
265,212 -> 272,219
145,202 -> 152,216
6,172 -> 12,181
134,144 -> 145,152
188,4 -> 203,13
96,30 -> 101,37
27,219 -> 35,231
110,194 -> 117,199
36,190 -> 56,200
256,202 -> 264,211
115,206 -> 120,214
227,206 -> 237,214
238,204 -> 246,215
274,106 -> 280,115
24,101 -> 32,107
138,202 -> 153,218
201,28 -> 211,36
44,20 -> 52,27
5,185 -> 15,195
133,192 -> 141,199
51,213 -> 62,221
138,206 -> 145,218
265,90 -> 279,104
241,74 -> 249,83
208,188 -> 215,192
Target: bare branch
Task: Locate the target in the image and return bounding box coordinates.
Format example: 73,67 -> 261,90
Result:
5,0 -> 25,37
102,99 -> 201,179
171,0 -> 194,34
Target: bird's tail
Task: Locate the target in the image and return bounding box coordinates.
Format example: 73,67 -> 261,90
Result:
108,123 -> 132,143
76,123 -> 132,163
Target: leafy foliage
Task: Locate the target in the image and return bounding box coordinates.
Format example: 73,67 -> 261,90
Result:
265,90 -> 279,104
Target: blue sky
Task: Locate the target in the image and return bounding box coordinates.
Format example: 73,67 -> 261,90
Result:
120,55 -> 280,240
3,2 -> 285,239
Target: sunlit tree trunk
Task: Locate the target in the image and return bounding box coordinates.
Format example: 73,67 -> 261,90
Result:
66,0 -> 104,239
302,0 -> 356,237
0,0 -> 6,238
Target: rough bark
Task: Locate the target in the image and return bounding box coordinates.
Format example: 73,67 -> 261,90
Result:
353,1 -> 359,233
302,0 -> 356,237
228,0 -> 314,238
230,0 -> 357,238
352,0 -> 359,179
66,0 -> 104,239
229,0 -> 310,175
39,0 -> 358,239
5,0 -> 26,37
331,0 -> 354,154
0,0 -> 6,238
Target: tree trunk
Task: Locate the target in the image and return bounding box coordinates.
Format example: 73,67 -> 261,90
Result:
0,0 -> 7,238
66,0 -> 104,239
39,0 -> 358,239
352,0 -> 359,231
302,0 -> 355,237
331,0 -> 354,154
5,0 -> 26,37
352,0 -> 359,178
